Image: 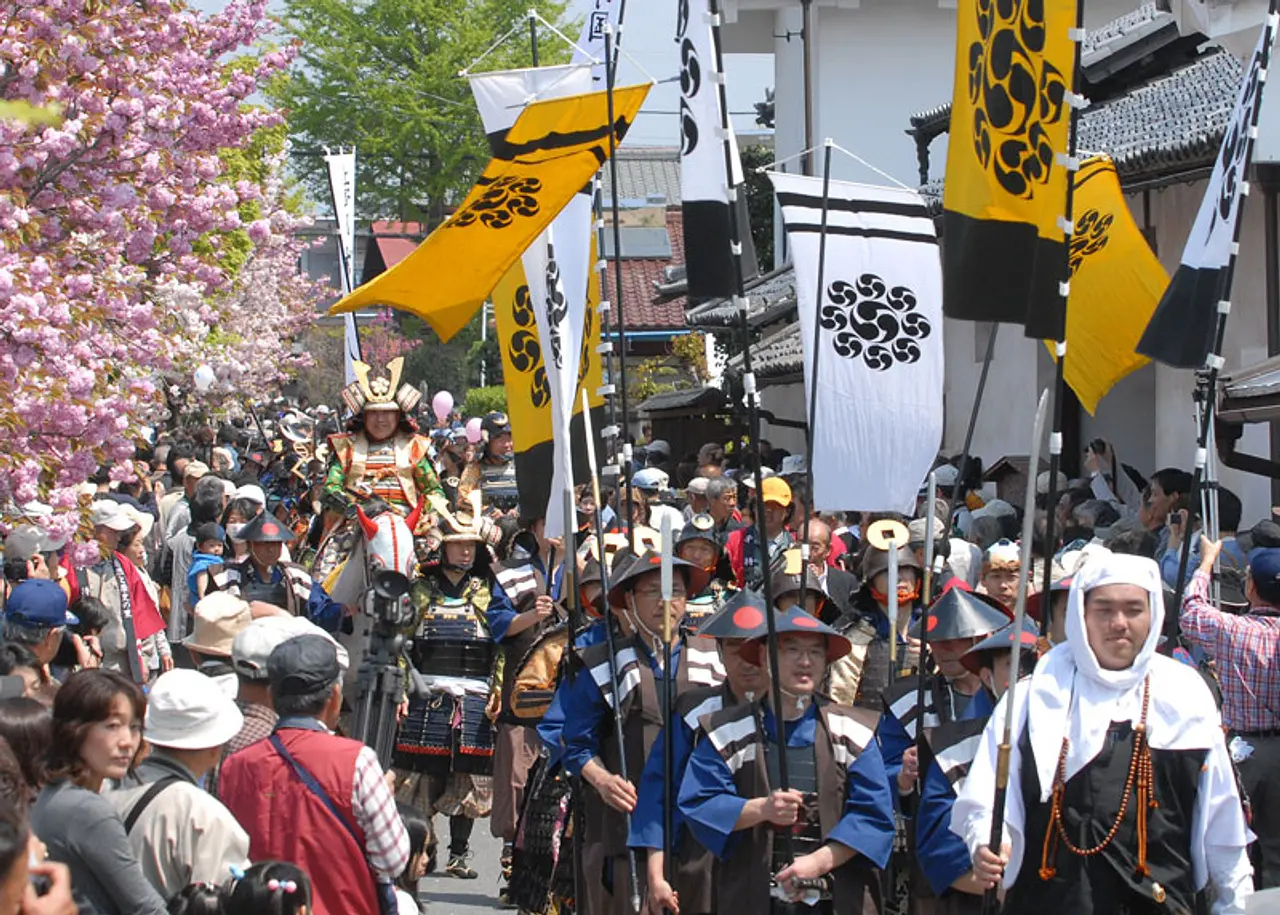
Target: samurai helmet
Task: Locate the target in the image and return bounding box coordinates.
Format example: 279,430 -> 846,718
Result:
342,357 -> 422,416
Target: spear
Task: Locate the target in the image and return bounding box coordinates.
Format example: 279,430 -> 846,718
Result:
582,387 -> 642,914
886,530 -> 900,687
659,513 -> 676,911
914,469 -> 937,779
982,389 -> 1049,914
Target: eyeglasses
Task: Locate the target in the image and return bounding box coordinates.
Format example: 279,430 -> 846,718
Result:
633,587 -> 687,600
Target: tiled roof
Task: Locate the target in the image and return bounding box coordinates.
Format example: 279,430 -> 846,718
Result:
604,207 -> 689,331
726,319 -> 804,381
1076,49 -> 1240,180
684,267 -> 798,328
1081,1 -> 1169,58
907,47 -> 1239,186
601,147 -> 683,206
638,385 -> 726,414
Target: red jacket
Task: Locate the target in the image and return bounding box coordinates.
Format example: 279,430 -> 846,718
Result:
220,727 -> 377,915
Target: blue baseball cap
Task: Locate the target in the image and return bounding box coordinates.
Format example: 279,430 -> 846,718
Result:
5,580 -> 77,627
1247,548 -> 1280,594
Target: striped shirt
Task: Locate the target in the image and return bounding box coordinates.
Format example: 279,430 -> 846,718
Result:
1181,569 -> 1280,732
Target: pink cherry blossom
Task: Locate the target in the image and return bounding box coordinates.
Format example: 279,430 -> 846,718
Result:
0,0 -> 320,553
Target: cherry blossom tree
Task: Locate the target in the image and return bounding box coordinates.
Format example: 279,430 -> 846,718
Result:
360,308 -> 421,370
0,0 -> 321,545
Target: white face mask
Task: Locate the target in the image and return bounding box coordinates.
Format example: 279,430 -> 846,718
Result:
226,523 -> 246,542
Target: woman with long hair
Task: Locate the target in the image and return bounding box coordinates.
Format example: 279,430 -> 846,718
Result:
29,669 -> 167,914
0,698 -> 50,806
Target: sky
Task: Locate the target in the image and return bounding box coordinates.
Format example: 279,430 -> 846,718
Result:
568,0 -> 774,146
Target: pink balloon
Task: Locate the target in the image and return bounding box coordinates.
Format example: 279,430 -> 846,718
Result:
465,417 -> 484,444
431,390 -> 454,420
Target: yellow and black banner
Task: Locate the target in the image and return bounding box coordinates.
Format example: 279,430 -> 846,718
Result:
1047,156 -> 1167,413
328,83 -> 650,342
942,0 -> 1076,340
492,235 -> 606,516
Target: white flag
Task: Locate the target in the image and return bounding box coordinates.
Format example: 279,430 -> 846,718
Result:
769,172 -> 944,513
573,0 -> 623,87
323,150 -> 361,385
1138,14 -> 1278,368
469,65 -> 594,538
677,0 -> 756,298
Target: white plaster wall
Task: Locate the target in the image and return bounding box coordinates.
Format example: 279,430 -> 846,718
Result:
758,382 -> 810,455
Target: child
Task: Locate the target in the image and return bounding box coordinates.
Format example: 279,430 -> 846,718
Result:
395,802 -> 435,915
186,522 -> 226,608
51,595 -> 112,678
227,862 -> 311,915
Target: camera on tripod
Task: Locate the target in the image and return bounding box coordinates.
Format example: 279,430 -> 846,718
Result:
365,569 -> 415,630
351,568 -> 423,768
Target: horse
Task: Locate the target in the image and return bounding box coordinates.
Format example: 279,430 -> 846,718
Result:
314,497 -> 422,696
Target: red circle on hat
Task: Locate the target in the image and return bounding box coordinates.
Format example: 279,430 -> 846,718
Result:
733,607 -> 764,629
927,615 -> 939,633
792,614 -> 820,629
263,522 -> 280,536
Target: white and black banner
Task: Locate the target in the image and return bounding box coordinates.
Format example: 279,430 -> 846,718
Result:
679,0 -> 755,299
573,0 -> 623,87
1137,11 -> 1278,368
469,65 -> 594,538
769,172 -> 944,512
323,149 -> 361,385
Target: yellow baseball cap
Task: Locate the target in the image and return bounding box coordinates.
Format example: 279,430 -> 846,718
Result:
761,477 -> 792,507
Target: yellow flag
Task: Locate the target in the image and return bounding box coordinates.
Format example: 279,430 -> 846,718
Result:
491,231 -> 605,518
492,240 -> 604,451
942,0 -> 1076,340
327,84 -> 650,342
1046,156 -> 1168,414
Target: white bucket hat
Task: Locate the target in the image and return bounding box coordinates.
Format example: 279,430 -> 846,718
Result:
144,669 -> 244,750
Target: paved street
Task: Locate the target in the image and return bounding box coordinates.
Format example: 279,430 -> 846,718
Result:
416,816 -> 508,915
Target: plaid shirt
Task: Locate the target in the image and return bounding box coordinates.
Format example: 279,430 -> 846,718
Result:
351,744 -> 409,880
209,701 -> 280,799
228,701 -> 278,756
1182,569 -> 1280,732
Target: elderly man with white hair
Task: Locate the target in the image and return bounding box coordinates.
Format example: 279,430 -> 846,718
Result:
952,553 -> 1253,914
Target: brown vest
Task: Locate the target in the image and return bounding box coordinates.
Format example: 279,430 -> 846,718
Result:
701,698 -> 884,915
581,634 -> 724,861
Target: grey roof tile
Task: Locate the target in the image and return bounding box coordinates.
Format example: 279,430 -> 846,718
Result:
1076,49 -> 1240,178
726,319 -> 804,380
602,147 -> 683,205
908,47 -> 1239,187
685,267 -> 798,328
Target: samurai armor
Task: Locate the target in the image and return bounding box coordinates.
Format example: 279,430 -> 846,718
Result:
509,753 -> 577,915
394,691 -> 496,776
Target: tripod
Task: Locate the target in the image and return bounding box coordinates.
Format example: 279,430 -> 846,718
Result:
350,569 -> 427,769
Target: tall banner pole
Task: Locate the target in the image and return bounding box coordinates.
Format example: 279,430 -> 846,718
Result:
604,25 -> 637,538
983,391 -> 1048,914
582,388 -> 643,915
579,0 -> 629,513
323,148 -> 362,386
706,0 -> 792,824
1038,0 -> 1088,628
1167,5 -> 1280,629
659,514 -> 676,908
795,140 -> 833,617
